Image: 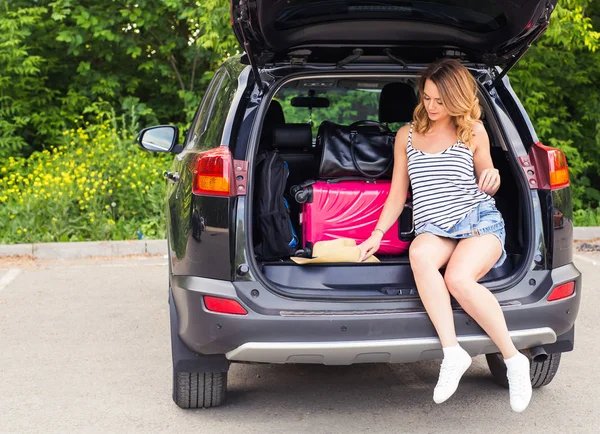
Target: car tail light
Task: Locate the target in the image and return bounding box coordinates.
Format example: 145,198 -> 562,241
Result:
203,296 -> 248,315
547,281 -> 575,301
529,142 -> 570,190
192,146 -> 233,197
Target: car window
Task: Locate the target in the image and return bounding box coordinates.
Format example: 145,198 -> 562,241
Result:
185,68 -> 228,151
201,69 -> 239,150
275,86 -> 405,135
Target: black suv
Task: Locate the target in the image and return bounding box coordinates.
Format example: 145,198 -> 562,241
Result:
138,0 -> 581,409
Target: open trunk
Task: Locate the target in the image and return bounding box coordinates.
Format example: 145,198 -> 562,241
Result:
249,73 -> 530,296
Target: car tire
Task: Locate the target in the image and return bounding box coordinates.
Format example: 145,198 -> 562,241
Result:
486,352 -> 561,388
173,371 -> 227,408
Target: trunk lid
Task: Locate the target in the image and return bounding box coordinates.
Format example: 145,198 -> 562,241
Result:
231,0 -> 556,66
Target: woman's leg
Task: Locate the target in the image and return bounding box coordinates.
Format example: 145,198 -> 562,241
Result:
444,234 -> 532,412
409,233 -> 458,346
410,233 -> 473,405
443,234 -> 517,358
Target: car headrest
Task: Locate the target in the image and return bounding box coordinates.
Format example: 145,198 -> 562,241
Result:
265,100 -> 285,125
272,124 -> 312,149
379,82 -> 418,124
260,100 -> 286,148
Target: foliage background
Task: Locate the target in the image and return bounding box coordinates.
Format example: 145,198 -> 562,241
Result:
1,0 -> 599,243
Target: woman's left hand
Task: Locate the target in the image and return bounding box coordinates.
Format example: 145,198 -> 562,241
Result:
478,168 -> 501,195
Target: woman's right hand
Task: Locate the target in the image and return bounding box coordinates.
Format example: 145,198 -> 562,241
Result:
357,233 -> 382,262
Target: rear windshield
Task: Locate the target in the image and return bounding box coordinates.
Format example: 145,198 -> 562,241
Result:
275,78 -> 415,136
275,0 -> 507,33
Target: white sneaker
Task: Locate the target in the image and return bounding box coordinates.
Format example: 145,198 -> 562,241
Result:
505,352 -> 532,413
433,344 -> 472,404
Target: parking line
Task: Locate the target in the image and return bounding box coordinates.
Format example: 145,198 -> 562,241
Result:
0,268 -> 22,293
574,254 -> 598,266
70,262 -> 167,269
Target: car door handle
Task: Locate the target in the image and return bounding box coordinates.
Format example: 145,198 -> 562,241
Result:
164,171 -> 180,183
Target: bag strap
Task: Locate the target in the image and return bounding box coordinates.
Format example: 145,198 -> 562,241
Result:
349,123 -> 394,178
349,120 -> 392,134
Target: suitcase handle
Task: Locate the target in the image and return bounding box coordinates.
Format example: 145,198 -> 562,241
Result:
326,176 -> 377,184
399,202 -> 415,241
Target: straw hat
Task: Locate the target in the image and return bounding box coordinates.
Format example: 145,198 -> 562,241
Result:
290,238 -> 379,264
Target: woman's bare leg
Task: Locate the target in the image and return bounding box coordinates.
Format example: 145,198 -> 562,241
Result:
409,233 -> 458,346
443,234 -> 517,358
444,234 -> 532,412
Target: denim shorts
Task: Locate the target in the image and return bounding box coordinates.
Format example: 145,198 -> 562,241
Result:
415,200 -> 507,268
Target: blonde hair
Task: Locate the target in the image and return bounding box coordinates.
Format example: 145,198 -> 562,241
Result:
412,58 -> 481,150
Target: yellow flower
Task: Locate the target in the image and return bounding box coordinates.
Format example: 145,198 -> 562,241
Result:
17,229 -> 22,234
23,228 -> 27,233
52,217 -> 57,222
10,215 -> 15,219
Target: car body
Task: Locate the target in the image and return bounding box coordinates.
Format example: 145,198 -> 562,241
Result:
137,0 -> 581,408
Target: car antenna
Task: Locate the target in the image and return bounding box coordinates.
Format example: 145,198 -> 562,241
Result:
383,48 -> 408,68
336,48 -> 363,68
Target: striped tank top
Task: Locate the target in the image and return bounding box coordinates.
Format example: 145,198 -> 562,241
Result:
406,122 -> 490,232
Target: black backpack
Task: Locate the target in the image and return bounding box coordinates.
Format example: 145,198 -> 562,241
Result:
253,151 -> 299,260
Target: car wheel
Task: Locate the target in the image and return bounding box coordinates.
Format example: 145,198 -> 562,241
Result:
173,371 -> 227,408
486,352 -> 561,388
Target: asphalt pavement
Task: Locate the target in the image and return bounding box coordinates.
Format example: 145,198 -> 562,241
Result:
0,252 -> 598,433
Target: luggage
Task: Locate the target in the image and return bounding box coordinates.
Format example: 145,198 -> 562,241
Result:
253,151 -> 299,260
317,120 -> 395,179
292,178 -> 413,255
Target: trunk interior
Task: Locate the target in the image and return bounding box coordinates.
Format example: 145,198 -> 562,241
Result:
250,73 -> 528,295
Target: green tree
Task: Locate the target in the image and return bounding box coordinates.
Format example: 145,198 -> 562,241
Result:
0,0 -> 239,162
0,4 -> 61,161
509,0 -> 600,209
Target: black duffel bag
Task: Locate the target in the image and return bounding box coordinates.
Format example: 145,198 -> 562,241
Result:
317,120 -> 395,179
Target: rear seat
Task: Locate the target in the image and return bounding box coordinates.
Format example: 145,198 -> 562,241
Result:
272,123 -> 316,188
271,123 -> 316,231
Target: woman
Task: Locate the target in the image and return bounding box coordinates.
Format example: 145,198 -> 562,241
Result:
357,59 -> 532,413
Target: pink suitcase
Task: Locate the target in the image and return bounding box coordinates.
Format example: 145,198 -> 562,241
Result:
293,179 -> 413,255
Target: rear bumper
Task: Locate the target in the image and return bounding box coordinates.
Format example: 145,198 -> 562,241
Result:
226,327 -> 557,365
170,263 -> 581,365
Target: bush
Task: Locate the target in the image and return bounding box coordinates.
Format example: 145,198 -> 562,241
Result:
574,206 -> 600,227
0,108 -> 171,244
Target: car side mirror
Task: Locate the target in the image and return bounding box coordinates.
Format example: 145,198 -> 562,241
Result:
137,125 -> 182,153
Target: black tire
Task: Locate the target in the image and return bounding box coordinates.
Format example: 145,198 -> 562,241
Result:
486,352 -> 562,389
174,371 -> 227,409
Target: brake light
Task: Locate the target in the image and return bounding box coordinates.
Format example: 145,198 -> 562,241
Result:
204,296 -> 248,315
192,146 -> 233,196
531,142 -> 570,190
547,281 -> 575,301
